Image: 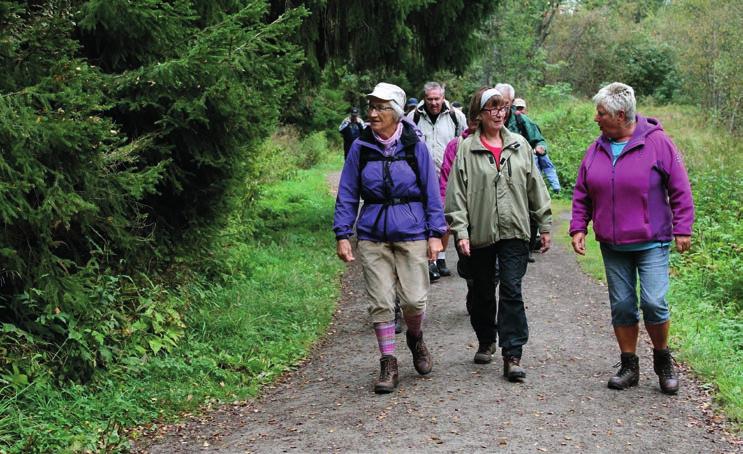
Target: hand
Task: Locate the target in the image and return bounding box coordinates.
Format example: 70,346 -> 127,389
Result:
675,235 -> 691,253
428,238 -> 443,261
336,239 -> 355,262
571,232 -> 586,256
457,239 -> 471,256
539,232 -> 551,253
535,145 -> 546,156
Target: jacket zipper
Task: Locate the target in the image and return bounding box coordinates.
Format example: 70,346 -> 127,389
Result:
610,147 -> 617,244
494,158 -> 502,245
608,140 -> 637,244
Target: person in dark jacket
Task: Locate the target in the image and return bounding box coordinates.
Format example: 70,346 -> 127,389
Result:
338,106 -> 366,159
570,82 -> 694,395
334,82 -> 446,394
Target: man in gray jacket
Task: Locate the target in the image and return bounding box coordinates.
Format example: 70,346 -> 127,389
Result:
407,81 -> 467,280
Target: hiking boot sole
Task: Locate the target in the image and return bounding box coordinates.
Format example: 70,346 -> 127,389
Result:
474,354 -> 493,364
414,363 -> 432,375
374,383 -> 396,394
607,378 -> 639,390
505,371 -> 526,382
660,384 -> 679,395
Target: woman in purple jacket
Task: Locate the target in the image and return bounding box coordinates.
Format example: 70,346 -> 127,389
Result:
333,82 -> 446,394
570,82 -> 694,395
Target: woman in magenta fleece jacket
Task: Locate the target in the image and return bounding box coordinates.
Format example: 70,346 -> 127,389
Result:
570,82 -> 694,395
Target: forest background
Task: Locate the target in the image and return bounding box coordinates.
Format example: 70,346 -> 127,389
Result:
1,0 -> 740,451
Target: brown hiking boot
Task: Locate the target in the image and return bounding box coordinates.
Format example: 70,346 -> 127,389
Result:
374,355 -> 399,394
653,348 -> 679,395
406,331 -> 433,375
474,342 -> 497,364
608,352 -> 640,390
503,356 -> 526,382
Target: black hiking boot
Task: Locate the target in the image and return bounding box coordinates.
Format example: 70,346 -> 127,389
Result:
374,355 -> 399,394
503,356 -> 526,382
394,299 -> 403,334
474,342 -> 497,364
428,261 -> 441,282
406,331 -> 433,375
436,259 -> 451,277
608,352 -> 640,390
653,348 -> 679,395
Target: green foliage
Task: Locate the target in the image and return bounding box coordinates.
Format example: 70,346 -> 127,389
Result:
78,0 -> 195,72
472,0 -> 557,90
285,63 -> 415,134
529,100 -> 596,196
0,155 -> 343,453
267,0 -> 498,87
654,0 -> 743,133
110,3 -> 306,249
0,2 -> 80,91
543,4 -> 679,100
0,1 -> 307,391
0,62 -> 171,383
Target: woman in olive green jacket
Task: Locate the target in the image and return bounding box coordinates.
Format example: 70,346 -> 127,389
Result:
444,87 -> 552,382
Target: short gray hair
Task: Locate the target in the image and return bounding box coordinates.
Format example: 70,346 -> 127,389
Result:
423,81 -> 444,96
389,101 -> 404,121
374,100 -> 404,121
593,82 -> 636,125
494,83 -> 515,100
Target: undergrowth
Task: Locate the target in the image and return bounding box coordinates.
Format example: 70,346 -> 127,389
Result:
0,136 -> 345,452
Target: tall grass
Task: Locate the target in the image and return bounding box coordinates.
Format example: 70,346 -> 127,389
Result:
0,137 -> 345,452
536,100 -> 743,429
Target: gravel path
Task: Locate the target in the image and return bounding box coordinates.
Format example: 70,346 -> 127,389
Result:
136,172 -> 740,453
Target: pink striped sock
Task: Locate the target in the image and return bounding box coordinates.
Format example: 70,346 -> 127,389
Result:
404,311 -> 425,337
374,321 -> 396,356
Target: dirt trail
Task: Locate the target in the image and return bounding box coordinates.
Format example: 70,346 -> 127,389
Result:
136,172 -> 740,453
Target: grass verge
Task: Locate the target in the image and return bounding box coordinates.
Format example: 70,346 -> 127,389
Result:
551,199 -> 605,283
0,157 -> 345,452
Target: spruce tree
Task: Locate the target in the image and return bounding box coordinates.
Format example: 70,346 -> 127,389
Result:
1,0 -> 305,383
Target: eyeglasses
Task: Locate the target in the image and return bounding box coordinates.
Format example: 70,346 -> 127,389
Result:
368,104 -> 395,113
481,106 -> 509,116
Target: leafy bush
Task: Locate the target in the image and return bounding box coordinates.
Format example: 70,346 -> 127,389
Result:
655,0 -> 743,133
530,101 -> 596,196
544,4 -> 680,101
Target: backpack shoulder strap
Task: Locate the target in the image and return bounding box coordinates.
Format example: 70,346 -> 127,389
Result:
358,145 -> 377,171
403,143 -> 425,202
413,110 -> 421,125
449,110 -> 461,136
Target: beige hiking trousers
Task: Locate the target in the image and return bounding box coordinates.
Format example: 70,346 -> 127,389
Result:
357,240 -> 429,323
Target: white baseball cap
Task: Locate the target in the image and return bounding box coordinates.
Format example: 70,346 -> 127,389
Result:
367,83 -> 406,111
513,98 -> 527,108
